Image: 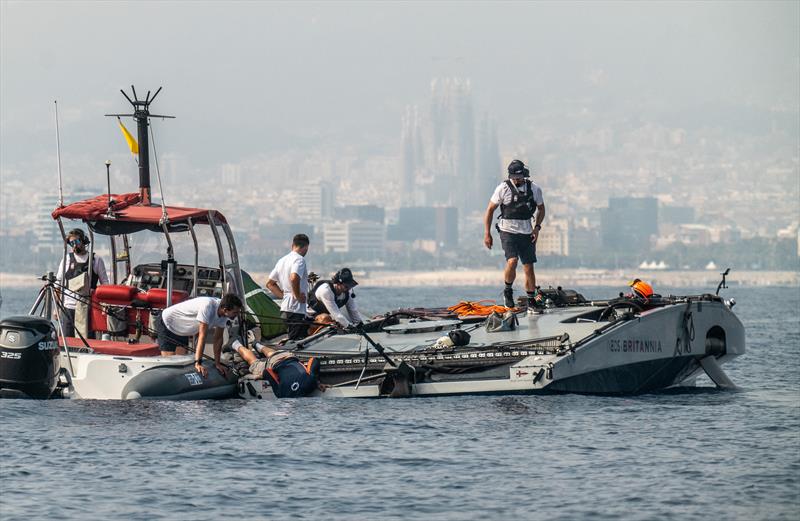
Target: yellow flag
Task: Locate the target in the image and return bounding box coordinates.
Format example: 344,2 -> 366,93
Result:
117,118 -> 139,155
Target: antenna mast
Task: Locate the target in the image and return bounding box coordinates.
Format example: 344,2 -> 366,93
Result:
54,101 -> 64,207
105,85 -> 174,205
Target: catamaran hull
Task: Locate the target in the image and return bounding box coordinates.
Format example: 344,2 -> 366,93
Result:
239,298 -> 745,399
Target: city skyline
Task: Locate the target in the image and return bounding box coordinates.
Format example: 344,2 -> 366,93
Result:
1,1 -> 798,275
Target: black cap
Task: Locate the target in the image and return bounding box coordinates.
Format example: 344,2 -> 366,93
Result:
507,159 -> 530,178
334,268 -> 358,288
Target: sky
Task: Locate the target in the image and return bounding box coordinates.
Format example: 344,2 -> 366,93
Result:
1,0 -> 798,173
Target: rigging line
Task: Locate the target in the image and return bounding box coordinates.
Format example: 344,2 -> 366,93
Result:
149,120 -> 168,224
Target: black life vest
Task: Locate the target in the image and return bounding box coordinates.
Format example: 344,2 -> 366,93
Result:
65,253 -> 99,289
307,280 -> 350,315
499,179 -> 536,220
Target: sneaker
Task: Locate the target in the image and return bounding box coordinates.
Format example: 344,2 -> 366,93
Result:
503,288 -> 515,308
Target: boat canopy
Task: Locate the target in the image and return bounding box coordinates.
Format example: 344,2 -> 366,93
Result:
51,193 -> 228,235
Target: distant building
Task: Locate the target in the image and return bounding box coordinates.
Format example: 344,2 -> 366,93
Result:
660,205 -> 695,225
323,221 -> 386,258
537,219 -> 569,257
296,180 -> 334,224
334,205 -> 385,224
32,194 -> 61,255
389,206 -> 458,249
679,224 -> 713,246
258,223 -> 315,254
569,221 -> 603,260
221,163 -> 242,186
601,197 -> 659,253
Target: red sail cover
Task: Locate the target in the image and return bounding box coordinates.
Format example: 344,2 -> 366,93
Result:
51,193 -> 225,225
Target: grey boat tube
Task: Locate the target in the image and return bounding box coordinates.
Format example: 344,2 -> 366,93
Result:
121,361 -> 237,400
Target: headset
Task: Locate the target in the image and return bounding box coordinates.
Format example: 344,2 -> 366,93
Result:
67,228 -> 90,246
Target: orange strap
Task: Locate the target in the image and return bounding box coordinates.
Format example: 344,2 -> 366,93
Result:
266,367 -> 280,384
304,357 -> 315,375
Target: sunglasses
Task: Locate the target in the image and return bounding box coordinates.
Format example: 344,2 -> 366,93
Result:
68,239 -> 82,247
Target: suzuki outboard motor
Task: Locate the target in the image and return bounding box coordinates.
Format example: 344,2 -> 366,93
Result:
0,316 -> 61,399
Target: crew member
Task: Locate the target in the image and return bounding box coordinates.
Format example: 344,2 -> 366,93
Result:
266,234 -> 310,341
156,294 -> 243,378
230,339 -> 323,398
55,228 -> 109,338
306,268 -> 363,329
483,160 -> 546,308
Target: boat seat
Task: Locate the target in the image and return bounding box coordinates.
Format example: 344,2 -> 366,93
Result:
94,284 -> 144,306
58,337 -> 161,357
143,288 -> 189,308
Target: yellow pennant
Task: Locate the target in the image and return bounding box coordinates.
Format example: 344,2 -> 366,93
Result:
117,118 -> 139,155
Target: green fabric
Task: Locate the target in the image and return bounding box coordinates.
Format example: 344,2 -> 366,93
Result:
241,270 -> 285,339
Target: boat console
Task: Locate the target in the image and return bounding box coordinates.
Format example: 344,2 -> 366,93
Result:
127,262 -> 223,297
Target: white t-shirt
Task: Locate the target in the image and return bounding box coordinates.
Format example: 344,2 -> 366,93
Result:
161,297 -> 229,336
490,180 -> 544,235
268,251 -> 308,314
307,283 -> 363,327
55,252 -> 109,309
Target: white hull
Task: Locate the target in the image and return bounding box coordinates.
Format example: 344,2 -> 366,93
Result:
239,296 -> 745,400
61,352 -> 236,400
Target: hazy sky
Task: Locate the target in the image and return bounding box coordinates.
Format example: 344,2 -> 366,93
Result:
1,1 -> 798,170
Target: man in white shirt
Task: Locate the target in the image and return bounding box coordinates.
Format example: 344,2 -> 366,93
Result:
55,228 -> 109,338
266,234 -> 310,340
306,267 -> 363,329
483,160 -> 546,308
156,294 -> 243,377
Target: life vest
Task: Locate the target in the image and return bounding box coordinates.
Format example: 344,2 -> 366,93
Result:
307,280 -> 350,315
264,356 -> 320,398
499,179 -> 535,221
64,253 -> 99,293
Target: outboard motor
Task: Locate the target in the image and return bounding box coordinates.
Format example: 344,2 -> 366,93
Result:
0,316 -> 61,399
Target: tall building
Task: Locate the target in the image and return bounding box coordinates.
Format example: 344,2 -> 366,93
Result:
323,221 -> 386,258
429,78 -> 475,212
334,205 -> 385,224
400,105 -> 423,204
32,193 -> 61,255
390,206 -> 459,249
477,112 -> 502,204
601,197 -> 659,253
296,180 -> 334,224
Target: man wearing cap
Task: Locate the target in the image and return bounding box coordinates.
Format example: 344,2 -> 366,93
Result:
483,159 -> 546,309
306,268 -> 363,329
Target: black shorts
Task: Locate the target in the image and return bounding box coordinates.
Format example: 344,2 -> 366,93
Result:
499,231 -> 537,265
281,312 -> 309,340
155,314 -> 190,352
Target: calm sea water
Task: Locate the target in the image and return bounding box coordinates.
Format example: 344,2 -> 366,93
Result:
1,284 -> 798,520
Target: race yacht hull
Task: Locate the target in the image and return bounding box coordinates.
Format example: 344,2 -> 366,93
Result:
238,294 -> 745,399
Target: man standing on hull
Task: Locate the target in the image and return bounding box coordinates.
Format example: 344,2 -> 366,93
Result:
266,234 -> 310,341
483,159 -> 546,308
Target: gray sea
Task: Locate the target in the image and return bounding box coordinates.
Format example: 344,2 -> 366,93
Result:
1,283 -> 798,520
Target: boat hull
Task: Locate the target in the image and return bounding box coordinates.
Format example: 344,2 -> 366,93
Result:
62,352 -> 237,400
239,297 -> 745,399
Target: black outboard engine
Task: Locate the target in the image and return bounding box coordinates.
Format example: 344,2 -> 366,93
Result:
0,316 -> 61,399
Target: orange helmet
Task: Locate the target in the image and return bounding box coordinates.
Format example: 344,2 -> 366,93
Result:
628,278 -> 654,299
